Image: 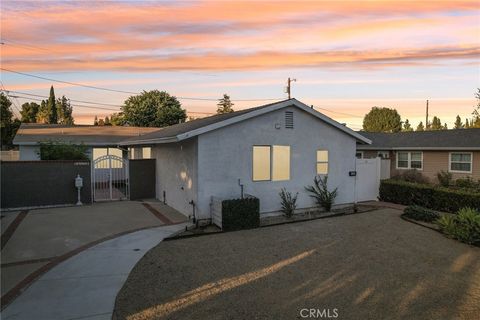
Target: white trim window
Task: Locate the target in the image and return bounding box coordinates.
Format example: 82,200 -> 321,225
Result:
316,150 -> 329,175
449,152 -> 473,173
396,151 -> 423,170
252,145 -> 290,181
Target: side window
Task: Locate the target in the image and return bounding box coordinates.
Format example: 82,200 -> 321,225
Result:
253,146 -> 271,181
272,146 -> 290,181
316,150 -> 328,175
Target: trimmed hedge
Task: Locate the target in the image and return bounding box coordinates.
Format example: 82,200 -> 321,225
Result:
380,179 -> 480,213
222,197 -> 260,231
403,205 -> 439,222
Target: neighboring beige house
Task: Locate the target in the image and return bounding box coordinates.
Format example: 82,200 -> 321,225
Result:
357,129 -> 480,182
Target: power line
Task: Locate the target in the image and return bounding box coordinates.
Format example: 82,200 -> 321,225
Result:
6,90 -> 122,108
313,105 -> 364,118
0,68 -> 283,102
7,94 -> 121,112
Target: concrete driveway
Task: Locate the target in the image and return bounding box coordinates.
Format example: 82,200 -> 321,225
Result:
1,200 -> 187,308
114,208 -> 480,320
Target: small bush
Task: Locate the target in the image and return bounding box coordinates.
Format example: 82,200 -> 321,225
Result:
379,179 -> 480,213
279,188 -> 298,218
436,170 -> 452,187
221,197 -> 260,231
305,176 -> 338,212
436,208 -> 480,245
455,177 -> 480,191
392,169 -> 429,184
403,205 -> 439,222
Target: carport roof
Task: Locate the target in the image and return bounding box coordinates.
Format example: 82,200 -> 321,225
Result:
13,124 -> 160,146
119,99 -> 371,145
357,128 -> 480,150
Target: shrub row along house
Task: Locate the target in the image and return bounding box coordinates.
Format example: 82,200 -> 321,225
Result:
11,99 -> 371,221
356,129 -> 480,182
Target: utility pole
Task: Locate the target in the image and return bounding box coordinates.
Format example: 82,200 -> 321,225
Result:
425,99 -> 429,128
286,77 -> 296,99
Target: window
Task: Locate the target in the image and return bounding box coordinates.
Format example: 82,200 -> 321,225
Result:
142,147 -> 151,159
355,151 -> 363,159
253,146 -> 271,181
450,152 -> 472,173
377,151 -> 389,159
272,146 -> 290,181
396,151 -> 423,170
252,145 -> 290,181
316,150 -> 328,175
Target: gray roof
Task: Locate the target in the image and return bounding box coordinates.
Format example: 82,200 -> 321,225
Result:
357,129 -> 480,150
13,124 -> 160,146
120,99 -> 371,145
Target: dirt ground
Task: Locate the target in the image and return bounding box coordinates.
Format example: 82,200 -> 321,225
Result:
114,208 -> 480,320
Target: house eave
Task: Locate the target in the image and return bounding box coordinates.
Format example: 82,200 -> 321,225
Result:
357,146 -> 480,151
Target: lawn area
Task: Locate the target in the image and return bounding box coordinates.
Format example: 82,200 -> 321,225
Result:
114,208 -> 480,320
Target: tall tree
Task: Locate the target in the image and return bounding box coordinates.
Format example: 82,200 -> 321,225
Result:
20,102 -> 40,123
122,90 -> 186,127
104,116 -> 111,126
465,119 -> 470,128
93,115 -> 99,126
430,116 -> 443,130
36,100 -> 49,123
416,121 -> 425,131
471,88 -> 480,128
56,96 -> 74,125
362,107 -> 402,133
47,86 -> 57,124
454,115 -> 463,129
402,119 -> 413,131
217,94 -> 235,114
0,93 -> 20,149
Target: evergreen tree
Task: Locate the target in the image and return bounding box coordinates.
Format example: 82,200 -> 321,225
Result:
216,94 -> 235,114
56,96 -> 74,125
110,112 -> 126,126
416,121 -> 425,131
20,102 -> 40,123
104,116 -> 111,126
454,115 -> 463,129
98,118 -> 105,126
465,119 -> 470,128
443,123 -> 448,130
362,107 -> 402,132
402,119 -> 413,131
0,93 -> 20,149
36,100 -> 49,123
94,115 -> 99,126
47,86 -> 57,124
430,116 -> 443,130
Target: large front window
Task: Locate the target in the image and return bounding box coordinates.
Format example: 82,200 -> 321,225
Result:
450,152 -> 472,173
396,151 -> 423,170
252,145 -> 290,181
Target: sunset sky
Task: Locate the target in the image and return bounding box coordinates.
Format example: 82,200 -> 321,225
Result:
1,0 -> 479,129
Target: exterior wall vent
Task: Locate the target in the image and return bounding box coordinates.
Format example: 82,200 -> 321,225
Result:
285,111 -> 294,129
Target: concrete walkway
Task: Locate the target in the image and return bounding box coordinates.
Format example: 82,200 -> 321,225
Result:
2,223 -> 187,320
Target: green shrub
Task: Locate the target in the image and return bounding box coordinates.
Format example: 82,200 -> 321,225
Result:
379,179 -> 480,213
455,177 -> 480,191
436,208 -> 480,245
279,188 -> 298,218
38,141 -> 89,160
392,169 -> 429,184
221,197 -> 260,231
305,175 -> 338,212
436,170 -> 452,187
403,205 -> 439,222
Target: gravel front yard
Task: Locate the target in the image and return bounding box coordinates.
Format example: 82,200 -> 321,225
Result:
114,208 -> 480,320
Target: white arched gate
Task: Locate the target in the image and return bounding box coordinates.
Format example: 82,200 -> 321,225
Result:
92,155 -> 129,201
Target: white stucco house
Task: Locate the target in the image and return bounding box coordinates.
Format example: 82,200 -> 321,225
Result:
120,99 -> 371,220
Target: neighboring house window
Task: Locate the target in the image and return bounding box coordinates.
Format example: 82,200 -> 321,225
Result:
449,152 -> 472,173
316,150 -> 328,175
355,151 -> 363,159
252,145 -> 291,181
377,151 -> 389,159
253,146 -> 271,181
396,151 -> 423,169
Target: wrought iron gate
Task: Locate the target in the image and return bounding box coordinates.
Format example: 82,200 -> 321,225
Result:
92,155 -> 129,201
